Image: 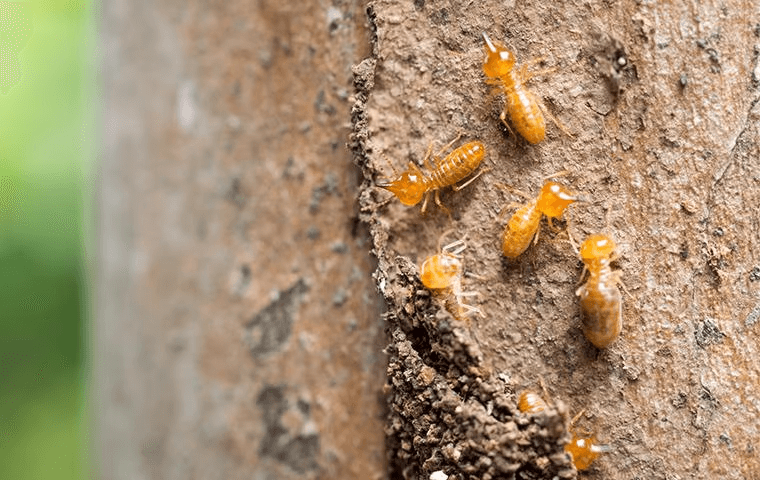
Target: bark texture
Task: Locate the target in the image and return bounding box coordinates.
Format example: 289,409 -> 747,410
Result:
97,1 -> 386,479
352,0 -> 760,478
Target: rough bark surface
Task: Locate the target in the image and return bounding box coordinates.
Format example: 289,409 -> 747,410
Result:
351,0 -> 760,479
97,1 -> 386,479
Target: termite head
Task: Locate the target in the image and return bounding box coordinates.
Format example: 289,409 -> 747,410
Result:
482,32 -> 515,77
420,253 -> 461,290
579,234 -> 617,264
377,167 -> 427,206
565,434 -> 611,471
536,181 -> 579,218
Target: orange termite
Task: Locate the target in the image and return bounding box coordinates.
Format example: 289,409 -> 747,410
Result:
518,390 -> 610,471
565,434 -> 611,471
576,234 -> 622,348
482,32 -> 556,144
420,238 -> 483,320
377,138 -> 487,213
500,181 -> 579,258
517,390 -> 548,414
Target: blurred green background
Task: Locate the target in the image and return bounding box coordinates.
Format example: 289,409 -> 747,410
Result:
0,1 -> 92,478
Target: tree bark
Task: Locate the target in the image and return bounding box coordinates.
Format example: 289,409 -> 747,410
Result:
96,1 -> 386,479
97,0 -> 760,479
353,0 -> 760,478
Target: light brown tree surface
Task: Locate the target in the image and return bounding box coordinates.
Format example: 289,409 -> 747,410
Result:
353,0 -> 760,478
97,1 -> 386,479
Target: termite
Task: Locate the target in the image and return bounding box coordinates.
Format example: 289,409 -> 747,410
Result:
575,234 -> 622,348
482,32 -> 566,144
500,180 -> 579,258
518,389 -> 611,471
420,238 -> 483,320
517,390 -> 548,414
565,433 -> 611,471
377,137 -> 487,213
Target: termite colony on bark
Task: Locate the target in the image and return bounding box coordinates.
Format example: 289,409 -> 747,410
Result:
372,30 -> 628,474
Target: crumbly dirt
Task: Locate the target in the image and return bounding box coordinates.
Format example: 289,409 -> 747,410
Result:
351,1 -> 760,478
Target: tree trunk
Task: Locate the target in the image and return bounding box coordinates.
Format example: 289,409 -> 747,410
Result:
97,0 -> 760,479
96,1 -> 386,479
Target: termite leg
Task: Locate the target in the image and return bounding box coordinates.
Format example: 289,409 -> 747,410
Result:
614,270 -> 632,298
420,192 -> 431,214
570,409 -> 586,427
546,216 -> 566,233
433,190 -> 451,216
359,196 -> 394,213
495,200 -> 524,222
535,375 -> 554,408
494,181 -> 532,201
484,89 -> 503,112
534,92 -> 574,138
459,301 -> 485,318
452,167 -> 490,192
532,222 -> 542,246
575,267 -> 589,289
436,132 -> 464,157
566,230 -> 581,255
482,79 -> 507,116
522,55 -> 547,69
426,133 -> 465,170
499,111 -> 518,140
521,63 -> 556,82
561,225 -> 580,253
422,143 -> 436,171
464,271 -> 487,281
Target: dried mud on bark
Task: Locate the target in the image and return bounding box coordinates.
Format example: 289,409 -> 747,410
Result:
351,1 -> 760,479
380,257 -> 574,479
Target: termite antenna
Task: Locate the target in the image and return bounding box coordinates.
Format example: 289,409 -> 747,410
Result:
482,32 -> 497,53
441,239 -> 467,257
591,444 -> 613,454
